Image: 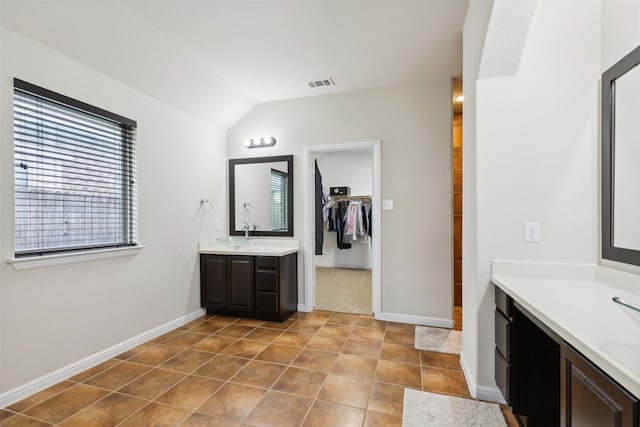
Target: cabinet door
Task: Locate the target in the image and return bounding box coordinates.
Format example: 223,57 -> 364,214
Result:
561,345 -> 638,427
201,255 -> 227,309
227,256 -> 254,312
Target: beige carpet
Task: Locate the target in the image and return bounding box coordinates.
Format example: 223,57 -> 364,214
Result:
314,267 -> 372,314
402,389 -> 507,427
415,325 -> 462,354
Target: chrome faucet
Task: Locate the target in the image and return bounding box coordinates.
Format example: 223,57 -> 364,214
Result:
243,222 -> 250,241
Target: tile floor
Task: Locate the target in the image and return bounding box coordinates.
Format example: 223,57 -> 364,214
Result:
1,310 -> 515,426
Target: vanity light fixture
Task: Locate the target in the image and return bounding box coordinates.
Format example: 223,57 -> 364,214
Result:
244,136 -> 277,148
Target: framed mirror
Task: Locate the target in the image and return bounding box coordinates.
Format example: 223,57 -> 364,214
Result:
229,155 -> 293,237
602,45 -> 640,266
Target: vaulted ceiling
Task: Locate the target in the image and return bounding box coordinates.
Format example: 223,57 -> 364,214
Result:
1,0 -> 469,128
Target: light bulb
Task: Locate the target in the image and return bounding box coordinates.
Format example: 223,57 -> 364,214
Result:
455,95 -> 464,102
243,138 -> 251,147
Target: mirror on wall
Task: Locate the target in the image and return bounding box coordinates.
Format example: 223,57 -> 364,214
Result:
602,45 -> 640,265
229,155 -> 293,237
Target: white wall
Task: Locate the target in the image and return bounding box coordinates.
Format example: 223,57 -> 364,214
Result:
0,28 -> 227,393
315,151 -> 372,269
461,0 -> 494,391
464,0 -> 600,397
601,0 -> 640,72
227,82 -> 453,321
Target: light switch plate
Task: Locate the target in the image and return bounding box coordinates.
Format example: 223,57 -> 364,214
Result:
383,199 -> 394,210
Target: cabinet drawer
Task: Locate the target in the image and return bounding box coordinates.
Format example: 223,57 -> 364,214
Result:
256,269 -> 279,292
495,348 -> 511,404
255,291 -> 278,312
495,309 -> 511,361
495,285 -> 512,318
256,256 -> 278,269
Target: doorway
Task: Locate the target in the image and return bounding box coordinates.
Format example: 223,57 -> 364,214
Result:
314,151 -> 373,314
303,141 -> 381,316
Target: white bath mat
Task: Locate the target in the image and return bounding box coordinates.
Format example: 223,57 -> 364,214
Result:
402,388 -> 507,427
414,326 -> 462,354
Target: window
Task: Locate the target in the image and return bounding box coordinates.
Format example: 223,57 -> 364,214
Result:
13,79 -> 137,257
271,168 -> 288,231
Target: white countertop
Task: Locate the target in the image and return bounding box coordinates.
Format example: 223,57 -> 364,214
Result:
492,260 -> 640,398
198,238 -> 300,257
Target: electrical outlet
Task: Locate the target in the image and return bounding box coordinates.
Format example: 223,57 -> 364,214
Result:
215,220 -> 221,231
383,199 -> 394,210
524,221 -> 540,242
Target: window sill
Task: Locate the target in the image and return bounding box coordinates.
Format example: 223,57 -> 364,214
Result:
7,245 -> 145,271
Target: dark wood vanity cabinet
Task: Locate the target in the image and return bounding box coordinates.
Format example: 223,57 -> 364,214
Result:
200,253 -> 297,321
495,286 -> 639,427
561,345 -> 638,427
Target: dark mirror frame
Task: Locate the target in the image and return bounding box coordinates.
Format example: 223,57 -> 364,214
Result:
602,44 -> 640,266
229,155 -> 294,237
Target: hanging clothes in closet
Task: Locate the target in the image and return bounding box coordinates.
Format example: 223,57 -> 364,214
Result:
314,160 -> 325,255
325,197 -> 371,249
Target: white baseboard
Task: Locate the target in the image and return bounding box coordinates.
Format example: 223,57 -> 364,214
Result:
459,351 -> 506,404
297,304 -> 311,312
314,263 -> 372,270
476,384 -> 507,404
0,308 -> 205,409
376,311 -> 453,329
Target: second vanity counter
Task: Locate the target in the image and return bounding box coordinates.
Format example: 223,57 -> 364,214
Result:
492,260 -> 640,400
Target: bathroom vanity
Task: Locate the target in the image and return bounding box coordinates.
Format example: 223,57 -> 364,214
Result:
199,239 -> 299,321
492,262 -> 640,427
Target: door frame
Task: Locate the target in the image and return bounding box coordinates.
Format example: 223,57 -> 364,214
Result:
302,140 -> 381,316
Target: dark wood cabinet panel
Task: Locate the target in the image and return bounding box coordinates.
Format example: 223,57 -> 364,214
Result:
495,348 -> 511,403
495,309 -> 511,361
200,253 -> 297,322
256,256 -> 278,269
562,345 -> 638,427
255,269 -> 278,292
495,286 -> 512,318
227,256 -> 253,312
200,255 -> 226,309
255,291 -> 278,312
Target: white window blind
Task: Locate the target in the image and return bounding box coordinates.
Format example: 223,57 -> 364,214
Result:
14,79 -> 137,257
271,168 -> 288,231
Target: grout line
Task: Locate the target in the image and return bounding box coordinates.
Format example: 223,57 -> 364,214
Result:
9,310 -> 432,427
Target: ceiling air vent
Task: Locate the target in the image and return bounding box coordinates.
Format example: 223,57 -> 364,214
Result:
306,77 -> 335,88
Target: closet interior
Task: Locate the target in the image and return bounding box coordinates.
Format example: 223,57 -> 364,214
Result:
314,151 -> 373,315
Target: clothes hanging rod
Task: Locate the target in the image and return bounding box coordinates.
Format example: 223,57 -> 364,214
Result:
328,195 -> 371,201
